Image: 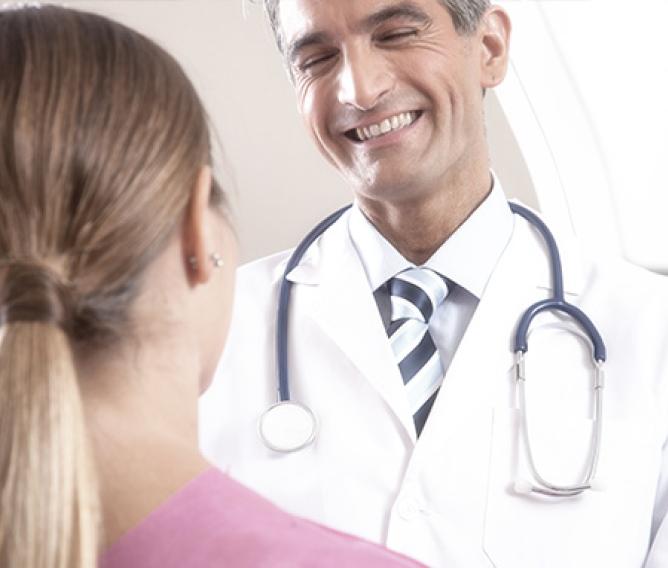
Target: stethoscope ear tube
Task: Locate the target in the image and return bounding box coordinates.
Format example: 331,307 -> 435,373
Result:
509,202 -> 606,363
514,299 -> 607,362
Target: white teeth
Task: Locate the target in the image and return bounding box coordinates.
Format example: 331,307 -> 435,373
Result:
353,111 -> 418,142
380,119 -> 392,134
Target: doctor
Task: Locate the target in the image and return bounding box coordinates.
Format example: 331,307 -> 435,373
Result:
200,0 -> 668,566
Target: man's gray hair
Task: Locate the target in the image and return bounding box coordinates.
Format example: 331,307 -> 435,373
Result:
263,0 -> 492,54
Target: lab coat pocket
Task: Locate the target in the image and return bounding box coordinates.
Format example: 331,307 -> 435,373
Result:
482,408 -> 660,568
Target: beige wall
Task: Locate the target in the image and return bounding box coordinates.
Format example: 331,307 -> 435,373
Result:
65,0 -> 538,263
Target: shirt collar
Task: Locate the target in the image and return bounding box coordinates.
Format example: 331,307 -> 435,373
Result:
348,173 -> 514,299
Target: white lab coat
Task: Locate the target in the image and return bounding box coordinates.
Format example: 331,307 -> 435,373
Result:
200,205 -> 668,568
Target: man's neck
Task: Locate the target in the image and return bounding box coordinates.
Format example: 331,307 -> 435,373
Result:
358,170 -> 493,265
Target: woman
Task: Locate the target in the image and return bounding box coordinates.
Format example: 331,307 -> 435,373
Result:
0,5 -> 424,568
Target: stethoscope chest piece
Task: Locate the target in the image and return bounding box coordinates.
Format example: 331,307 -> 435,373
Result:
258,401 -> 317,453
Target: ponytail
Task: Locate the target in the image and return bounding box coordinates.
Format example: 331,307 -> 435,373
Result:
0,5 -> 223,565
0,263 -> 99,568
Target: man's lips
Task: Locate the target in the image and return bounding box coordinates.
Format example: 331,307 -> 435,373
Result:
344,111 -> 422,142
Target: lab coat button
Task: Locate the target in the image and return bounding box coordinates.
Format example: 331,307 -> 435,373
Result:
397,497 -> 420,520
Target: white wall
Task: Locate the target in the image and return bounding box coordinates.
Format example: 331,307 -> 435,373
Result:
44,1 -> 668,273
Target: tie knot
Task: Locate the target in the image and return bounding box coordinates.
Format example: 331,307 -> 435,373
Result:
388,267 -> 448,323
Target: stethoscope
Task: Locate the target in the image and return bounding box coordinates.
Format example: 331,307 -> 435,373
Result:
258,201 -> 606,499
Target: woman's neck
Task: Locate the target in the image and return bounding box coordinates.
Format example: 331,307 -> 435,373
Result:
79,343 -> 210,548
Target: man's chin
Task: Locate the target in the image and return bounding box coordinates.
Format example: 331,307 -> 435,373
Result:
351,176 -> 425,206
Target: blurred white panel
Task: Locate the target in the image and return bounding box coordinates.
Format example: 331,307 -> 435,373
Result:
497,0 -> 668,273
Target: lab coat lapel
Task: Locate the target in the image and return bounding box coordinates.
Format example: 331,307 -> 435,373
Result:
426,211 -> 585,425
287,212 -> 417,442
429,216 -> 530,426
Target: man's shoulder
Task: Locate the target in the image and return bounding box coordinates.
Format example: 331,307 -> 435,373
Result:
230,249 -> 297,317
582,253 -> 668,346
588,252 -> 668,301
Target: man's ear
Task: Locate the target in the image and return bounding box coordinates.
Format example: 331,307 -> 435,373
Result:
478,6 -> 511,89
182,166 -> 214,285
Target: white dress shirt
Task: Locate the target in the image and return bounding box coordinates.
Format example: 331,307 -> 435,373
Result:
348,176 -> 514,373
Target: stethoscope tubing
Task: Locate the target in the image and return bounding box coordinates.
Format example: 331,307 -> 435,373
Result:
509,202 -> 565,301
276,204 -> 352,403
509,202 -> 607,363
515,299 -> 606,362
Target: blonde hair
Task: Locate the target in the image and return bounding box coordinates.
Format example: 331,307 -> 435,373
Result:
0,6 -> 223,567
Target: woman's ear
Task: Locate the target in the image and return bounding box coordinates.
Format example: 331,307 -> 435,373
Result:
182,166 -> 214,285
479,6 -> 512,89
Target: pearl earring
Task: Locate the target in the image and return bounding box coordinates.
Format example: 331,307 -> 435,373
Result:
188,253 -> 223,270
210,253 -> 224,268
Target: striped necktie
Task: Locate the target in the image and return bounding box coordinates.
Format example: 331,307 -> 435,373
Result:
387,267 -> 449,436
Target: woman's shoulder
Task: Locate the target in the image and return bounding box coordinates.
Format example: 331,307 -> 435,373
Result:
101,468 -> 424,568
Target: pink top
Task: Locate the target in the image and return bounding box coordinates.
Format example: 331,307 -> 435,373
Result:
100,468 -> 424,568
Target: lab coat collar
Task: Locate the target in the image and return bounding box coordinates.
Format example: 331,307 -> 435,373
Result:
285,199 -> 585,298
423,176 -> 513,299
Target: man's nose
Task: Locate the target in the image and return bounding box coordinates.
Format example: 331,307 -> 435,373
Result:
336,47 -> 394,111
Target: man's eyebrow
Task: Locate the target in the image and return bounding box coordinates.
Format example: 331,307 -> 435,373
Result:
287,31 -> 331,64
286,3 -> 430,64
362,2 -> 431,30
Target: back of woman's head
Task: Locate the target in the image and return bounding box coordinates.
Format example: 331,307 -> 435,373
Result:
0,5 -> 221,567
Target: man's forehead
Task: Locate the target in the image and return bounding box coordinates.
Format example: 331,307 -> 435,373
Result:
278,0 -> 352,38
278,0 -> 435,40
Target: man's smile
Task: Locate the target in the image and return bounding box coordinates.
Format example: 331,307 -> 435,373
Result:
344,110 -> 423,142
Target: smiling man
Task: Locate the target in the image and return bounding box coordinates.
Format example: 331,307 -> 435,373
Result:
281,0 -> 502,264
200,1 -> 668,566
